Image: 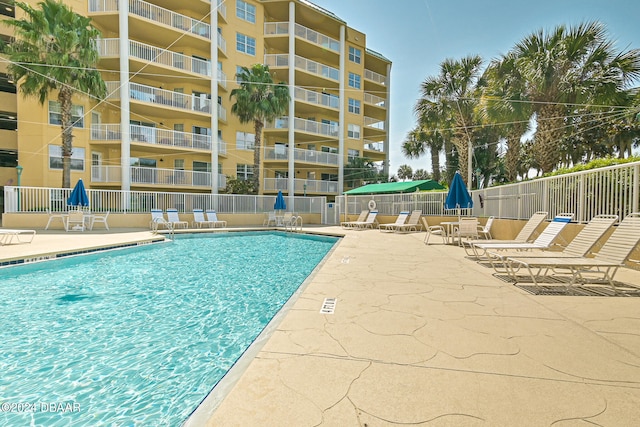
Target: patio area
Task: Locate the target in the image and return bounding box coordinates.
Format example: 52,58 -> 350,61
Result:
2,226 -> 639,425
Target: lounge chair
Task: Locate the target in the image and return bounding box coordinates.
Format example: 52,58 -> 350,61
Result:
505,213 -> 640,294
462,211 -> 549,257
468,213 -> 574,259
192,209 -> 216,228
379,211 -> 410,232
341,210 -> 369,229
422,217 -> 446,244
0,229 -> 36,245
485,214 -> 618,272
352,210 -> 379,230
205,210 -> 227,228
394,210 -> 424,233
453,217 -> 479,246
65,209 -> 86,232
90,211 -> 110,230
477,216 -> 494,239
166,208 -> 189,229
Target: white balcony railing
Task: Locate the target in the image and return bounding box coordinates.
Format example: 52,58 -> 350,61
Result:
363,140 -> 384,152
264,54 -> 339,82
364,69 -> 387,86
364,92 -> 386,108
89,0 -> 211,39
216,0 -> 227,20
264,22 -> 289,36
263,147 -> 339,166
90,124 -> 226,155
265,117 -> 339,139
217,68 -> 227,90
263,178 -> 339,194
364,116 -> 385,131
97,39 -> 212,77
90,166 -> 226,189
294,87 -> 339,109
105,81 -> 215,115
264,22 -> 339,52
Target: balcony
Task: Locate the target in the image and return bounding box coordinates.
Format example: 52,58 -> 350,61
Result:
105,82 -> 218,117
89,0 -> 213,47
216,0 -> 227,21
363,140 -> 384,153
263,146 -> 339,166
264,54 -> 339,87
364,69 -> 387,86
265,117 -> 339,140
91,165 -> 227,189
90,124 -> 227,155
294,87 -> 339,112
363,92 -> 386,108
97,39 -> 212,78
263,178 -> 339,194
264,22 -> 339,54
364,116 -> 386,131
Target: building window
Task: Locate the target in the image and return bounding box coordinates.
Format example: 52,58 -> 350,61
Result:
348,149 -> 360,159
348,98 -> 361,114
49,145 -> 85,171
348,47 -> 361,64
237,164 -> 254,180
0,111 -> 17,131
236,0 -> 256,23
348,73 -> 361,89
0,149 -> 17,167
321,146 -> 338,154
236,131 -> 255,150
48,101 -> 84,128
174,159 -> 185,170
130,157 -> 156,167
348,124 -> 361,139
236,33 -> 256,56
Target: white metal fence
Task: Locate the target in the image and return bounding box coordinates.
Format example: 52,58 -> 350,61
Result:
337,161 -> 640,223
4,187 -> 327,217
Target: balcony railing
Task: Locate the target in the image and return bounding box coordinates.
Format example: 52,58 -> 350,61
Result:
89,0 -> 211,39
364,116 -> 385,131
266,117 -> 340,138
263,146 -> 339,166
90,124 -> 227,154
91,166 -> 227,189
294,87 -> 339,109
364,69 -> 387,86
105,81 -> 214,115
264,54 -> 339,81
364,92 -> 386,108
363,140 -> 384,152
264,22 -> 339,52
97,39 -> 212,77
216,0 -> 227,20
263,178 -> 339,194
217,68 -> 227,90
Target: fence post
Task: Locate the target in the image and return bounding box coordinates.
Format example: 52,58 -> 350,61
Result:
634,164 -> 640,214
577,173 -> 585,223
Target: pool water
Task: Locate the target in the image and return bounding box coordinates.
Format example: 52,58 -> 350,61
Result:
0,232 -> 338,426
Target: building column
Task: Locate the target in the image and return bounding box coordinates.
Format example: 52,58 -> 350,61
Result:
338,25 -> 346,195
119,0 -> 131,192
211,2 -> 219,194
287,1 -> 295,204
383,62 -> 392,177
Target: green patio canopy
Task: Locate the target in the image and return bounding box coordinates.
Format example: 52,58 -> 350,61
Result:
344,180 -> 445,195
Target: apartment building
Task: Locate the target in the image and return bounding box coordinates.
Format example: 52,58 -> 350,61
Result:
0,0 -> 390,199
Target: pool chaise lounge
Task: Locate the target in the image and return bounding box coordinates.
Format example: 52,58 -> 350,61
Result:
379,211 -> 410,232
0,229 -> 36,245
341,210 -> 369,228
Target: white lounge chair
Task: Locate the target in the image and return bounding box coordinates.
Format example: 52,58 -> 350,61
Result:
0,229 -> 36,245
422,217 -> 446,244
90,211 -> 110,230
192,209 -> 215,228
166,208 -> 189,229
394,210 -> 424,233
505,213 -> 640,294
341,210 -> 369,229
477,216 -> 494,239
379,211 -> 410,232
462,211 -> 548,257
205,210 -> 227,228
352,210 -> 379,230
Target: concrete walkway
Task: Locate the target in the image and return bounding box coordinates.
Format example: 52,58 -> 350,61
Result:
2,227 -> 639,426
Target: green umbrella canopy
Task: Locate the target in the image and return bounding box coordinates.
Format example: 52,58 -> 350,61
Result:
344,180 -> 445,195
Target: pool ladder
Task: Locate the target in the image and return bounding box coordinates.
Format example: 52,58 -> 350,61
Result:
151,218 -> 175,240
285,215 -> 303,232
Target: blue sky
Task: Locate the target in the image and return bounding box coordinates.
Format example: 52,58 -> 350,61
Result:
312,0 -> 640,176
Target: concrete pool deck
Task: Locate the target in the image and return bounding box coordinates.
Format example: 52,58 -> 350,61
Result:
2,226 -> 640,425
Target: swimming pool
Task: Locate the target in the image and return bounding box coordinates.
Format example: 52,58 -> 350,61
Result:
0,231 -> 338,426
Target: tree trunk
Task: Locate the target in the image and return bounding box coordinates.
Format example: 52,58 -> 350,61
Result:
59,86 -> 74,188
253,119 -> 263,194
452,138 -> 469,187
505,129 -> 522,182
430,145 -> 441,182
535,104 -> 564,174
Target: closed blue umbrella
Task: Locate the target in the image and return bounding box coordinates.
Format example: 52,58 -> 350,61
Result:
445,172 -> 473,211
274,190 -> 286,211
67,179 -> 90,207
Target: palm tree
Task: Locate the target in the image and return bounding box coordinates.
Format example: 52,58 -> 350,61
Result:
3,0 -> 106,188
230,64 -> 290,193
512,21 -> 640,173
397,164 -> 413,181
417,55 -> 484,186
